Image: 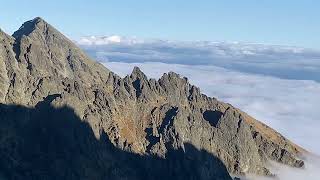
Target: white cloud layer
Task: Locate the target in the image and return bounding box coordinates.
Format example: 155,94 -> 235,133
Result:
104,62 -> 320,155
77,36 -> 320,179
78,35 -> 143,45
245,155 -> 320,180
78,36 -> 320,82
104,61 -> 320,179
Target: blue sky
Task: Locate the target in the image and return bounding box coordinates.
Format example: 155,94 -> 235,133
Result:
0,0 -> 319,48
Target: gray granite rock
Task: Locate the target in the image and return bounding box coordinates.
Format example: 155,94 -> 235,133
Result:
0,17 -> 307,179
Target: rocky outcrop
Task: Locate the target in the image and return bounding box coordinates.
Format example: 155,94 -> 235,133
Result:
0,17 -> 306,179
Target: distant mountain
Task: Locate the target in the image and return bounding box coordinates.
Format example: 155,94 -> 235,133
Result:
0,17 -> 306,180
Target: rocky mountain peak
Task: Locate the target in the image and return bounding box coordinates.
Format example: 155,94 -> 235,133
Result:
12,17 -> 47,41
130,66 -> 147,80
0,17 -> 308,179
10,17 -> 110,93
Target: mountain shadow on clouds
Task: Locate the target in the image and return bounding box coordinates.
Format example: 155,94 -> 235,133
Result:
0,94 -> 232,180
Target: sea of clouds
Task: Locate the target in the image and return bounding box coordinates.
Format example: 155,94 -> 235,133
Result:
79,36 -> 320,82
77,36 -> 320,179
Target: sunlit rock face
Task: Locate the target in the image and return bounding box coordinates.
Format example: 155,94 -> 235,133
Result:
0,17 -> 306,179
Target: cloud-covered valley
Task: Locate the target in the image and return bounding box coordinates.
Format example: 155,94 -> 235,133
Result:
79,36 -> 320,82
78,36 -> 320,179
104,61 -> 320,155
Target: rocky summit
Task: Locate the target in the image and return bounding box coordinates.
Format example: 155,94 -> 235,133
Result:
0,17 -> 306,180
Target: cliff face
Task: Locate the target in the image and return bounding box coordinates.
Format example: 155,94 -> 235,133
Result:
0,17 -> 306,179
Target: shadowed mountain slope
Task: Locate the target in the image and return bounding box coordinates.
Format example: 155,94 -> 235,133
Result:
0,17 -> 306,179
0,97 -> 231,180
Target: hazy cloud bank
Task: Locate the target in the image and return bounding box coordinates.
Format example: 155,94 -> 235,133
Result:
77,36 -> 320,179
104,61 -> 320,179
104,62 -> 320,155
78,36 -> 320,82
77,35 -> 320,153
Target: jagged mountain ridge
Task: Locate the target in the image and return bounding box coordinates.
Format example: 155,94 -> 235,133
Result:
0,17 -> 306,179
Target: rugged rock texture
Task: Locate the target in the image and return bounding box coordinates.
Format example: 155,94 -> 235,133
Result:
0,17 -> 306,179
